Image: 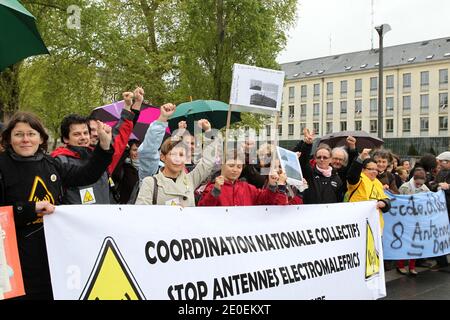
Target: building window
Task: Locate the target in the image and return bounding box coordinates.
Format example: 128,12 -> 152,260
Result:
355,79 -> 362,95
300,104 -> 306,116
420,117 -> 429,132
301,85 -> 307,98
340,101 -> 347,114
370,77 -> 378,91
313,122 -> 319,135
386,97 -> 394,112
288,124 -> 294,135
420,71 -> 429,86
326,102 -> 333,114
340,80 -> 347,94
278,125 -> 282,135
386,75 -> 394,90
300,123 -> 306,134
439,116 -> 448,131
355,100 -> 362,114
370,120 -> 377,133
327,82 -> 333,96
313,103 -> 320,116
340,121 -> 347,131
403,73 -> 411,88
314,83 -> 320,97
265,125 -> 271,137
386,119 -> 394,133
420,94 -> 429,112
355,120 -> 362,131
439,69 -> 448,84
370,98 -> 377,112
403,118 -> 411,132
326,122 -> 333,134
289,105 -> 295,118
439,93 -> 448,109
288,86 -> 295,102
403,96 -> 411,111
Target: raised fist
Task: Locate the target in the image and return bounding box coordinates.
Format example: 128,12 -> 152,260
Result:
346,136 -> 356,149
197,119 -> 211,132
123,92 -> 134,108
134,87 -> 144,104
159,103 -> 176,121
96,120 -> 112,150
215,175 -> 225,190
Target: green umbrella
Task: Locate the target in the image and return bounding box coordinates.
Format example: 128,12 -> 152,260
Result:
168,100 -> 241,134
0,0 -> 49,71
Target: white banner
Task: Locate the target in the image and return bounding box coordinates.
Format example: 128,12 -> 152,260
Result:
44,202 -> 386,300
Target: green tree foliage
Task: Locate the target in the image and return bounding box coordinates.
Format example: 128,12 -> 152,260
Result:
1,0 -> 298,137
19,56 -> 102,148
175,0 -> 297,103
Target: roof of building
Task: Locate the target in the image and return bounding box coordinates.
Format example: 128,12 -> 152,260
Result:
281,37 -> 450,81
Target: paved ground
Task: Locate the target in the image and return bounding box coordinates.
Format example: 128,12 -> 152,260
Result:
383,260 -> 450,300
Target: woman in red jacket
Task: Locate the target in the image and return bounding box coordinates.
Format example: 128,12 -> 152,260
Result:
198,151 -> 289,206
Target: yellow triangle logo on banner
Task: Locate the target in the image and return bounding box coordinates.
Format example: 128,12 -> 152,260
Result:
28,176 -> 55,204
365,220 -> 380,279
83,190 -> 94,203
80,237 -> 145,300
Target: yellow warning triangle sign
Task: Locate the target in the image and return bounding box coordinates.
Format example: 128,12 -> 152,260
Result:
80,237 -> 145,300
365,220 -> 380,279
83,190 -> 94,203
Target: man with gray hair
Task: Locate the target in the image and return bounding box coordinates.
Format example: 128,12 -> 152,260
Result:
331,136 -> 358,200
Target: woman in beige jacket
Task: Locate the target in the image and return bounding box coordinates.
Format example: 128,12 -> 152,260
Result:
135,124 -> 221,207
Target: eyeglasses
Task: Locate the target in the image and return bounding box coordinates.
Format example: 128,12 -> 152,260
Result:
332,157 -> 345,161
316,156 -> 330,160
13,132 -> 38,139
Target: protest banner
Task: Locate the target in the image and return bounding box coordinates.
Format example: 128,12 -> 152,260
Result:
382,190 -> 450,260
44,202 -> 385,300
0,206 -> 25,300
229,63 -> 284,115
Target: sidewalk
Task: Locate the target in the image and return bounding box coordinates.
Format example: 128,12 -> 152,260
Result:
383,262 -> 450,300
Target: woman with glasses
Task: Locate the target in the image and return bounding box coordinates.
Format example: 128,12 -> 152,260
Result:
0,112 -> 113,299
298,128 -> 343,204
344,148 -> 391,230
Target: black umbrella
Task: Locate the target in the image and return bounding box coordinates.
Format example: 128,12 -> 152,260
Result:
319,130 -> 384,150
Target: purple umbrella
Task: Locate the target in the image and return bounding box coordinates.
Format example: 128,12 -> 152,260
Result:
90,101 -> 169,141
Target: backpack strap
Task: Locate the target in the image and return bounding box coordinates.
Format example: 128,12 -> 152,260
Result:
152,176 -> 158,205
346,180 -> 362,202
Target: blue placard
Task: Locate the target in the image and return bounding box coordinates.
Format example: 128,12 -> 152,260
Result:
382,190 -> 450,260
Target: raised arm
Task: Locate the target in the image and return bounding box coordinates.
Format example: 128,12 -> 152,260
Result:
138,103 -> 176,181
347,148 -> 371,185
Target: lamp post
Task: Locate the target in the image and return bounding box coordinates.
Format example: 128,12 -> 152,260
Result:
375,24 -> 391,140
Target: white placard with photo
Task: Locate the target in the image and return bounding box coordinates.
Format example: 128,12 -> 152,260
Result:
276,146 -> 303,187
229,63 -> 284,114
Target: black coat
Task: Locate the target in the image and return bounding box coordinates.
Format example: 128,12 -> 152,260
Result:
0,145 -> 113,299
299,143 -> 343,204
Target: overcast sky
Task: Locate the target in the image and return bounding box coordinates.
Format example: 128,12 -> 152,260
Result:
277,0 -> 450,64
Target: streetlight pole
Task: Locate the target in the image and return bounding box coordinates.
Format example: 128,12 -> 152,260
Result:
375,24 -> 391,140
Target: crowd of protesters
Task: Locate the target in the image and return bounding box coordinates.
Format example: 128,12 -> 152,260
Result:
1,88 -> 449,300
